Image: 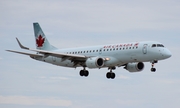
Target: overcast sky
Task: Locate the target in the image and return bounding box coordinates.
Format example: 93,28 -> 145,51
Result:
0,0 -> 180,108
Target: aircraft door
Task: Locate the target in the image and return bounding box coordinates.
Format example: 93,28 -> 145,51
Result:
142,44 -> 148,54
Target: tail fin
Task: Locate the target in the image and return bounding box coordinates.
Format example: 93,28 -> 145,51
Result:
33,23 -> 57,50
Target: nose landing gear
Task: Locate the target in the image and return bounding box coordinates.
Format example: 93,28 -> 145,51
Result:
151,60 -> 158,72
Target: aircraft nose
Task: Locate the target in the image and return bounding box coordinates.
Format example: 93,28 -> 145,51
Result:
164,49 -> 172,58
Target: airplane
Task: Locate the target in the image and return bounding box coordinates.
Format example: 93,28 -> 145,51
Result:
6,23 -> 172,79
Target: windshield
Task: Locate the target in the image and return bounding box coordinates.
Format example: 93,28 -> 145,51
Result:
152,44 -> 164,47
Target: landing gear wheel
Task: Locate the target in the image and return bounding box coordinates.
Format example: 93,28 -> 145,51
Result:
111,73 -> 115,79
106,67 -> 116,79
150,61 -> 157,72
106,72 -> 116,79
106,72 -> 111,79
84,70 -> 89,77
79,70 -> 89,77
151,68 -> 156,72
80,70 -> 84,76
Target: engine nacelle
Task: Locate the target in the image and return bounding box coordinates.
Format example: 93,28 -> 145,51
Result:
125,62 -> 144,72
86,57 -> 104,68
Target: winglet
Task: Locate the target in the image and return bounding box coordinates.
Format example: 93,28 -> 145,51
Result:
16,38 -> 29,50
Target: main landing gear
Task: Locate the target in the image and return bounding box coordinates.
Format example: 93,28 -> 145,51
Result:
151,60 -> 158,72
79,67 -> 116,79
79,67 -> 89,77
106,67 -> 116,79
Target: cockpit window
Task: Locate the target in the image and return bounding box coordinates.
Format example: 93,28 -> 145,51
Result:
157,44 -> 164,47
152,44 -> 156,47
152,44 -> 164,48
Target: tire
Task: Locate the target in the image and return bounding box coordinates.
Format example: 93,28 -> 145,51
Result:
84,70 -> 89,77
111,73 -> 115,79
80,70 -> 84,76
106,72 -> 111,79
151,68 -> 156,72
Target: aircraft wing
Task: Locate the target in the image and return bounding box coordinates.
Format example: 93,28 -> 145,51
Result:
7,38 -> 87,61
29,49 -> 86,59
6,50 -> 44,57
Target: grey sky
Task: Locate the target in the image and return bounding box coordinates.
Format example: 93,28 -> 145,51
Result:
0,0 -> 180,108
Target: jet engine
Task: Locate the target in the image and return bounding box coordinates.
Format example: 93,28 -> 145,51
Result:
124,62 -> 144,72
85,57 -> 104,68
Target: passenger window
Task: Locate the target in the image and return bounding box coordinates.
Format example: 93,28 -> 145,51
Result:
120,48 -> 121,50
104,49 -> 105,51
96,50 -> 98,52
129,47 -> 131,49
113,48 -> 115,50
152,44 -> 156,47
107,49 -> 109,51
116,48 -> 118,50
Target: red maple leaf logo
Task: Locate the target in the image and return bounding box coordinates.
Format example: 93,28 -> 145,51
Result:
36,35 -> 45,47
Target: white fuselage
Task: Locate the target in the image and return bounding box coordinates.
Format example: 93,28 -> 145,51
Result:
6,23 -> 172,79
34,41 -> 171,68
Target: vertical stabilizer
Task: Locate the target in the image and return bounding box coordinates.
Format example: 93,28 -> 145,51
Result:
33,23 -> 57,50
